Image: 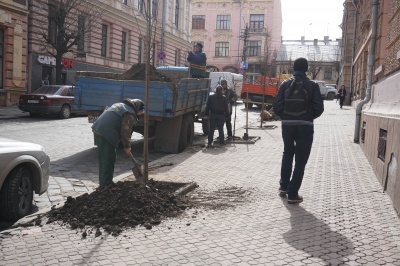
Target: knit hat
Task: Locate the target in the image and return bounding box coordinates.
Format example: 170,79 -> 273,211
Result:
195,43 -> 203,49
123,98 -> 145,114
293,57 -> 308,72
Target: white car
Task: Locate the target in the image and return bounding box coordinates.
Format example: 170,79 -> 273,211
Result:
0,138 -> 50,221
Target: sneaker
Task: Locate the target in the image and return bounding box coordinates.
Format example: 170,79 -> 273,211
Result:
227,136 -> 233,140
219,142 -> 226,146
206,143 -> 213,148
287,195 -> 303,204
278,188 -> 287,197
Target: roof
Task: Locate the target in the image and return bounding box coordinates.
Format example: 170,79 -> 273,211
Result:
276,39 -> 340,62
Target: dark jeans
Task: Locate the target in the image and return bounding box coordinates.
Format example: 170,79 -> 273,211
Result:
279,125 -> 314,199
94,134 -> 116,188
225,112 -> 232,137
208,113 -> 225,145
339,96 -> 345,108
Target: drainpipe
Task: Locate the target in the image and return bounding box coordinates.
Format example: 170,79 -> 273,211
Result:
161,0 -> 166,65
349,0 -> 358,105
354,0 -> 379,143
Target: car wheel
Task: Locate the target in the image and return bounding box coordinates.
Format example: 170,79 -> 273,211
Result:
202,118 -> 210,135
0,166 -> 33,221
178,114 -> 194,152
327,93 -> 335,100
59,104 -> 71,119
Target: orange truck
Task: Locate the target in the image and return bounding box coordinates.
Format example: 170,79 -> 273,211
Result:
240,74 -> 283,108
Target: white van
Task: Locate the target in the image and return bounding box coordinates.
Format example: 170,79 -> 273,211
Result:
209,72 -> 243,97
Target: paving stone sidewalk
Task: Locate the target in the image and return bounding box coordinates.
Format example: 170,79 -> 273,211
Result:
1,101 -> 400,266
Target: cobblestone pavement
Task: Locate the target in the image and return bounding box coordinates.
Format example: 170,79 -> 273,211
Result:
1,102 -> 400,265
0,103 -> 260,220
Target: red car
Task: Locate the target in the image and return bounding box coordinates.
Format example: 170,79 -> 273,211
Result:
18,85 -> 85,119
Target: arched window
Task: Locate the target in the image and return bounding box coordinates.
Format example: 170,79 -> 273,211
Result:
175,0 -> 179,29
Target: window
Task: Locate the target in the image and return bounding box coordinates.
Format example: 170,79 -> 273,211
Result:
215,42 -> 229,57
0,29 -> 3,89
175,0 -> 179,29
138,37 -> 142,63
152,43 -> 156,65
77,15 -> 86,51
249,14 -> 264,32
192,15 -> 205,29
48,3 -> 58,44
138,0 -> 144,13
122,0 -> 127,4
378,129 -> 387,161
216,15 -> 230,30
101,24 -> 108,57
121,31 -> 127,61
246,41 -> 261,56
324,67 -> 332,80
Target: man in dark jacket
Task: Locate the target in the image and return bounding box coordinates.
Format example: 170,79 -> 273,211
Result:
92,98 -> 145,187
206,86 -> 229,146
187,43 -> 207,78
272,57 -> 324,204
221,79 -> 238,139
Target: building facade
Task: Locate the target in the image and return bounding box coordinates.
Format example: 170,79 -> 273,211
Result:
0,0 -> 28,107
25,0 -> 192,99
190,0 -> 282,76
340,0 -> 400,215
275,37 -> 341,84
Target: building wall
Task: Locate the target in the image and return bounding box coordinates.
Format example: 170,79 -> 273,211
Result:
25,0 -> 192,96
0,0 -> 28,107
346,0 -> 400,215
339,0 -> 356,105
191,0 -> 282,74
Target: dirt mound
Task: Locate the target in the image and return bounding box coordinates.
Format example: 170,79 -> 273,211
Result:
118,63 -> 172,82
27,180 -> 251,237
35,180 -> 188,236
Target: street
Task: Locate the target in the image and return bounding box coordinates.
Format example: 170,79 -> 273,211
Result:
0,102 -> 262,223
1,101 -> 400,265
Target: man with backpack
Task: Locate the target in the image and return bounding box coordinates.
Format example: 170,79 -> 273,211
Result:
272,57 -> 324,204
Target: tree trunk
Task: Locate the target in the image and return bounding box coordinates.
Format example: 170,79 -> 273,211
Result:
55,53 -> 63,84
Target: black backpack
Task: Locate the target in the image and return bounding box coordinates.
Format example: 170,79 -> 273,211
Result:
283,78 -> 309,116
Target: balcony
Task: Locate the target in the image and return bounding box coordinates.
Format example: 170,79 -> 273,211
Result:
248,27 -> 267,35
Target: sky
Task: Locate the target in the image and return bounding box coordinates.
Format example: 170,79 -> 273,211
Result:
281,0 -> 345,40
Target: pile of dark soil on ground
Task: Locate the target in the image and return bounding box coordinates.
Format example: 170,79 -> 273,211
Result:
27,180 -> 252,237
117,63 -> 172,82
33,180 -> 188,236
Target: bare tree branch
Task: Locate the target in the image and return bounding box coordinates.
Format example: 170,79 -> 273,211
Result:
32,0 -> 101,84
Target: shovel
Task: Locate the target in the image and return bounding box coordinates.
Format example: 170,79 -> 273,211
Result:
128,153 -> 143,181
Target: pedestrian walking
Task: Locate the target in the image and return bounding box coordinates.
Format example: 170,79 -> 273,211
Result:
338,85 -> 347,109
272,57 -> 324,204
187,43 -> 207,78
92,98 -> 145,188
220,79 -> 238,140
206,86 -> 229,146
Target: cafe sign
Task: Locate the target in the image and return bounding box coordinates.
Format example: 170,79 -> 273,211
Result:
37,55 -> 74,68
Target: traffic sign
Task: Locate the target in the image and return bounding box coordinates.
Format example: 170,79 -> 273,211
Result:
157,51 -> 166,60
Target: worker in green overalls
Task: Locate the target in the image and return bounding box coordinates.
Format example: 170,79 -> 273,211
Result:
92,98 -> 145,188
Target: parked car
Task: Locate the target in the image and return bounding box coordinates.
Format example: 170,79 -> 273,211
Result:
326,83 -> 338,90
18,85 -> 86,119
0,137 -> 50,221
312,80 -> 338,100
